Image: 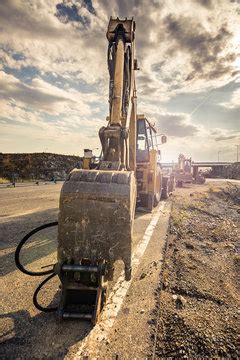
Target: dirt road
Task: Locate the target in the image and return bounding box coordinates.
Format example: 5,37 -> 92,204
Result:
155,180 -> 239,358
0,180 -> 239,359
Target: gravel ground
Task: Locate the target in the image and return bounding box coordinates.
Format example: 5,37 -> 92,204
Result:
1,181 -> 239,359
155,181 -> 240,359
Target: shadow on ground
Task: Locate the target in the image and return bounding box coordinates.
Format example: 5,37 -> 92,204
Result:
0,208 -> 58,276
0,299 -> 91,359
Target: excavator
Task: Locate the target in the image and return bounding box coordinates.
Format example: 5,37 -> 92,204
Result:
15,17 -> 174,325
174,154 -> 205,187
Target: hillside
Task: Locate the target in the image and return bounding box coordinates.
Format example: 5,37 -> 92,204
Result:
0,153 -> 80,181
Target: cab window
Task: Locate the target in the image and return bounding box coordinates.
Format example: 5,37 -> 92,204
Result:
137,119 -> 147,150
146,125 -> 153,149
137,119 -> 149,162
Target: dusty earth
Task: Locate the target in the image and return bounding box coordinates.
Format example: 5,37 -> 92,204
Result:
155,181 -> 240,359
0,180 -> 239,359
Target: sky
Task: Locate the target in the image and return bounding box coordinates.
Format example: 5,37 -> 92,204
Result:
0,0 -> 239,162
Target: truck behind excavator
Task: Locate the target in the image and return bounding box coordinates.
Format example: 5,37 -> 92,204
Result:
15,17 -> 175,325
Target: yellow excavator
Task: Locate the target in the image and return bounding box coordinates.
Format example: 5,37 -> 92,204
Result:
15,17 -> 174,325
55,17 -> 175,323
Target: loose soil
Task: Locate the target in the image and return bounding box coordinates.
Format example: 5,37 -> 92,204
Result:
155,182 -> 240,359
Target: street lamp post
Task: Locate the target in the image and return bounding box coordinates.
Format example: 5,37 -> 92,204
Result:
235,145 -> 239,162
217,151 -> 221,162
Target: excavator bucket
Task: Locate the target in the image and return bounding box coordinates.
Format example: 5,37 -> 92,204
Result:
55,170 -> 136,323
58,168 -> 136,276
56,168 -> 136,322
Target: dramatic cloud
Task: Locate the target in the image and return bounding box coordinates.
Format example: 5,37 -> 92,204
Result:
156,113 -> 199,138
0,0 -> 239,160
163,15 -> 236,82
0,71 -> 102,116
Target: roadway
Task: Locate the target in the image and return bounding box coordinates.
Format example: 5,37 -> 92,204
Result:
0,179 -> 239,358
0,182 -> 171,358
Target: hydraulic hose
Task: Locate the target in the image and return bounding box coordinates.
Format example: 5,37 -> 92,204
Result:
33,272 -> 58,313
15,221 -> 58,276
15,221 -> 59,313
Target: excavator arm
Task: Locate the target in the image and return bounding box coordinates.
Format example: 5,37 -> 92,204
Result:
14,17 -> 176,324
55,18 -> 138,324
99,17 -> 137,170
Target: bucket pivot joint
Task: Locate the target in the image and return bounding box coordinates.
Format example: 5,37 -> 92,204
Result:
55,261 -> 108,325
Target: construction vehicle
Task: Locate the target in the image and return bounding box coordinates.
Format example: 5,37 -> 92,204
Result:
79,148 -> 100,170
81,118 -> 174,211
15,17 -> 174,325
136,114 -> 174,209
174,154 -> 205,186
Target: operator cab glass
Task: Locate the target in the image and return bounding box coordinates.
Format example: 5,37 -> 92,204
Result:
137,118 -> 149,162
137,118 -> 160,163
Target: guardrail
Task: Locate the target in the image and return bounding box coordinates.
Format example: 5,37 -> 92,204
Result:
0,181 -> 64,189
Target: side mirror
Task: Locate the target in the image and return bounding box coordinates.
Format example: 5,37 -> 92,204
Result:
161,135 -> 167,144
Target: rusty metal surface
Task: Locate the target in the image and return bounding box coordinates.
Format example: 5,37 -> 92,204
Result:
58,169 -> 136,281
106,17 -> 135,42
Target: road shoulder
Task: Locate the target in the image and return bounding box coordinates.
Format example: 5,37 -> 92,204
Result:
67,201 -> 172,359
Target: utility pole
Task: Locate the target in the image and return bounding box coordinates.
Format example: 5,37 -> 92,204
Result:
217,150 -> 221,162
235,145 -> 239,162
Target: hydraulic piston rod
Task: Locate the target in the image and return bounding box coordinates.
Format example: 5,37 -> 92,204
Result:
110,37 -> 125,125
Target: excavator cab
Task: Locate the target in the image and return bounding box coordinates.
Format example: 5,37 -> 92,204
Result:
136,115 -> 170,211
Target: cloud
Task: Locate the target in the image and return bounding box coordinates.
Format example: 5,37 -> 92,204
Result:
193,0 -> 213,8
55,1 -> 96,27
1,0 -> 239,92
163,14 -> 236,82
211,127 -> 240,142
209,127 -> 240,143
155,112 -> 199,138
0,0 -> 107,84
220,87 -> 240,108
0,0 -> 239,160
0,70 -> 104,115
215,134 -> 238,141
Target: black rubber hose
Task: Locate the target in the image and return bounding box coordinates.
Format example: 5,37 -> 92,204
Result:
15,221 -> 58,276
33,273 -> 58,312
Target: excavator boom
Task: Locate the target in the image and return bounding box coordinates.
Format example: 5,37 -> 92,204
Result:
56,18 -> 137,323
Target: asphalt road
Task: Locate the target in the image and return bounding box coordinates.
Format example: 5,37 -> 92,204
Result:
0,179 -> 238,359
0,182 -> 172,359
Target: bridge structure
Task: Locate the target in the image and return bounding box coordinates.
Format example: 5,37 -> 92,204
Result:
161,161 -> 233,178
191,161 -> 233,178
162,161 -> 232,168
191,161 -> 232,167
